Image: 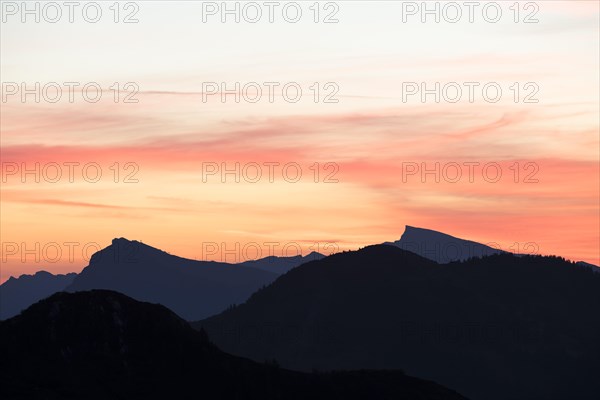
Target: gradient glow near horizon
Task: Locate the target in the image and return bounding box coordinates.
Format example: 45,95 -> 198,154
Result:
1,1 -> 599,282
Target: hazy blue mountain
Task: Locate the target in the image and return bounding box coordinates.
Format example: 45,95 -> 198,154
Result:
198,245 -> 600,400
0,290 -> 468,400
576,261 -> 600,273
1,241 -> 323,321
65,238 -> 278,320
386,226 -> 504,263
0,271 -> 77,320
239,251 -> 325,275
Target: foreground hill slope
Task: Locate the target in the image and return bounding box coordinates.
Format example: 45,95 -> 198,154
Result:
198,244 -> 600,400
0,290 -> 467,400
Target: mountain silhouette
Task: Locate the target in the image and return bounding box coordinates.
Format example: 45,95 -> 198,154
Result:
240,251 -> 325,274
1,239 -> 323,321
386,226 -> 503,263
197,244 -> 600,400
0,271 -> 76,320
576,261 -> 600,273
0,290 -> 468,400
65,238 -> 280,320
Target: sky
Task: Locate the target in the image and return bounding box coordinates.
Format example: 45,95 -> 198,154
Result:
1,1 -> 599,282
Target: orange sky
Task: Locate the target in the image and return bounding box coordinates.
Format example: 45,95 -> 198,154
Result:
1,1 -> 599,282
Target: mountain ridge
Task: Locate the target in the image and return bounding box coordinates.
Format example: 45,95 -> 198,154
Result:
197,243 -> 600,400
4,228 -> 597,321
64,238 -> 278,320
0,271 -> 77,320
386,225 -> 504,263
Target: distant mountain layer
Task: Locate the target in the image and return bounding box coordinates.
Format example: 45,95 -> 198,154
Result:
198,244 -> 600,400
1,239 -> 321,321
65,238 -> 280,320
0,290 -> 468,400
0,271 -> 76,320
576,261 -> 600,273
386,226 -> 503,263
239,251 -> 325,274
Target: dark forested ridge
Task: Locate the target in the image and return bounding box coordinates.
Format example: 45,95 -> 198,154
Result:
197,244 -> 600,400
0,290 -> 468,400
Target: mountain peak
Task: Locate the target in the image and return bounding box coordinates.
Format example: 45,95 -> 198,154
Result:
65,238 -> 279,320
391,225 -> 503,263
111,237 -> 137,246
401,225 -> 460,240
86,238 -> 168,266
